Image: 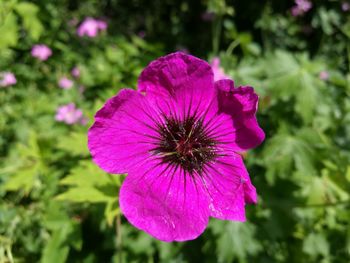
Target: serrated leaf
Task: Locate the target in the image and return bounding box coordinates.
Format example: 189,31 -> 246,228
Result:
56,161 -> 121,205
264,51 -> 325,123
55,187 -> 114,203
303,233 -> 329,258
4,164 -> 39,193
263,129 -> 317,184
211,221 -> 261,262
59,161 -> 113,187
57,132 -> 89,156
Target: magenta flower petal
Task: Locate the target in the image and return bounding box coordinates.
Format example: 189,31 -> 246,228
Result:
88,52 -> 265,242
120,158 -> 210,242
216,79 -> 265,151
138,52 -> 217,116
205,154 -> 257,221
88,89 -> 159,174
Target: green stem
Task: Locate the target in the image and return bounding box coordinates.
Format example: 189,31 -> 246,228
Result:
212,15 -> 223,54
226,39 -> 240,55
116,214 -> 122,263
6,245 -> 13,263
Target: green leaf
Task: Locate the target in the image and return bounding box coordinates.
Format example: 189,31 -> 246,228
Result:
15,2 -> 43,40
0,12 -> 18,49
211,221 -> 261,262
264,51 -> 325,123
303,233 -> 329,258
4,164 -> 39,193
56,161 -> 121,204
346,166 -> 350,183
263,128 -> 317,184
41,229 -> 70,263
59,161 -> 114,187
56,132 -> 89,156
3,132 -> 45,193
55,187 -> 114,203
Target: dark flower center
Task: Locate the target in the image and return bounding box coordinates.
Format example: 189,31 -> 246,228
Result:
151,115 -> 217,175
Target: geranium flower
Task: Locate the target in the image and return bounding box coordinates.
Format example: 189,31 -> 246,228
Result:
58,77 -> 74,89
319,71 -> 329,81
291,0 -> 312,16
342,2 -> 350,11
0,72 -> 17,87
71,67 -> 80,78
31,44 -> 52,61
77,17 -> 107,37
55,103 -> 85,125
88,52 -> 265,242
201,11 -> 215,22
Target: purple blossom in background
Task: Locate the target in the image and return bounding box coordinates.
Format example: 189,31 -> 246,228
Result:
80,116 -> 88,125
291,0 -> 312,16
55,103 -> 86,125
77,17 -> 107,37
31,44 -> 52,61
71,67 -> 80,78
96,20 -> 107,30
210,57 -> 230,81
319,71 -> 329,80
201,11 -> 215,22
138,31 -> 146,38
88,52 -> 265,242
342,2 -> 350,11
58,77 -> 74,89
78,85 -> 85,94
0,72 -> 17,87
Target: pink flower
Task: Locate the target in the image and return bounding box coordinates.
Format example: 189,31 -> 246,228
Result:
31,44 -> 52,61
319,71 -> 329,80
71,67 -> 80,78
58,77 -> 74,89
201,11 -> 215,21
80,116 -> 89,125
296,0 -> 312,11
77,17 -> 107,37
291,0 -> 312,16
210,57 -> 230,81
96,20 -> 107,30
342,2 -> 350,11
138,31 -> 146,38
55,103 -> 85,125
88,52 -> 265,242
78,85 -> 85,94
291,6 -> 303,16
0,72 -> 16,87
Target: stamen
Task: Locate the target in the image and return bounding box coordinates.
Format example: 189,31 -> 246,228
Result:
150,115 -> 218,175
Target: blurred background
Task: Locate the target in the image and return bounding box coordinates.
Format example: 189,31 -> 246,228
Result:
1,0 -> 350,262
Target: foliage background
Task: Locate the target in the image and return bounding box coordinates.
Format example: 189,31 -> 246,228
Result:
1,0 -> 350,262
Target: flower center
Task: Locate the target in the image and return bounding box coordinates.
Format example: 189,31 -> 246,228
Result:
151,115 -> 217,175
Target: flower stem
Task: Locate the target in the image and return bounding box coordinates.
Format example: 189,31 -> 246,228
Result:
116,213 -> 122,263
